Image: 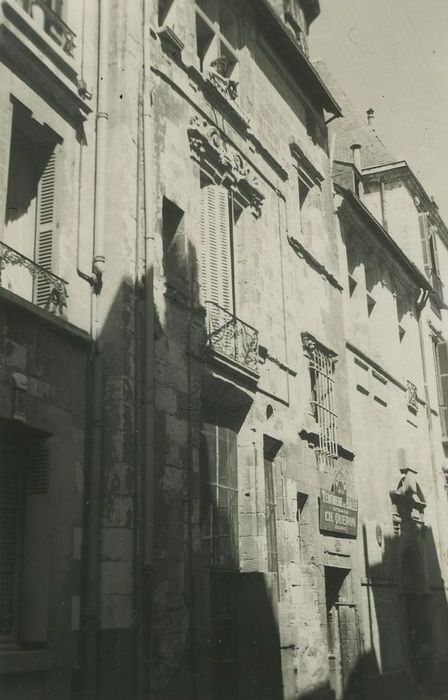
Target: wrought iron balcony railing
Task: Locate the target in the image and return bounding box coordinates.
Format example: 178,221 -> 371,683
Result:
0,241 -> 68,315
205,301 -> 259,375
19,0 -> 76,55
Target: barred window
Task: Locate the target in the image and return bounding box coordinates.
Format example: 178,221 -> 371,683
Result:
303,334 -> 338,467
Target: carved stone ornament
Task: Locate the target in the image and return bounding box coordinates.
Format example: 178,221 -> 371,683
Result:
188,115 -> 265,218
301,332 -> 337,364
406,380 -> 418,413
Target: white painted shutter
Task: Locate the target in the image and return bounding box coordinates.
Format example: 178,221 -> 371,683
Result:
436,341 -> 448,440
35,151 -> 56,308
418,213 -> 431,276
200,183 -> 233,312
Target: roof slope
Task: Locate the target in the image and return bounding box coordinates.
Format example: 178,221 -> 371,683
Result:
314,60 -> 396,168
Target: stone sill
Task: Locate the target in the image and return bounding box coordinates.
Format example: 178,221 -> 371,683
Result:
0,648 -> 51,674
0,287 -> 92,346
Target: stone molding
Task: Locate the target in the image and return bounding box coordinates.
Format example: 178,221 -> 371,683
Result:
188,115 -> 265,218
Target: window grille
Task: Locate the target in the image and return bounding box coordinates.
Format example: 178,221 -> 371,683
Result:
303,334 -> 338,467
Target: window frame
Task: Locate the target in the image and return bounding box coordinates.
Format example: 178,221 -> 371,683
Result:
200,404 -> 239,570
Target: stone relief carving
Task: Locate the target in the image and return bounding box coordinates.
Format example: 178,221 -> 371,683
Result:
188,115 -> 265,218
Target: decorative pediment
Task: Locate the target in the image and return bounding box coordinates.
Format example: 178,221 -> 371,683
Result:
301,332 -> 338,364
188,115 -> 265,218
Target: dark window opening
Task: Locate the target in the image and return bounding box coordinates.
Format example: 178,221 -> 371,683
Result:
263,437 -> 281,592
162,196 -> 186,291
0,425 -> 49,642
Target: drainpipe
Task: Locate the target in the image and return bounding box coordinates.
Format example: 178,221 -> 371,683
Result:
83,0 -> 109,697
91,0 -> 109,293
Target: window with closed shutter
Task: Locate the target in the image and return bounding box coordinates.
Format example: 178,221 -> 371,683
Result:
434,340 -> 448,440
200,178 -> 233,313
419,213 -> 431,275
0,428 -> 50,643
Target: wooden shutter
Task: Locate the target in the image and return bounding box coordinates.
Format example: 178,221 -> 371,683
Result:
418,213 -> 431,276
431,228 -> 441,275
21,441 -> 51,643
436,341 -> 448,440
199,182 -> 233,312
35,151 -> 56,308
0,441 -> 23,638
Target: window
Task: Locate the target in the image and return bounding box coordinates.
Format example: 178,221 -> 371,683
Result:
2,102 -> 60,309
290,142 -> 323,241
210,571 -> 237,700
200,404 -> 238,568
303,334 -> 338,467
263,437 -> 280,588
195,0 -> 239,81
419,213 -> 443,303
0,424 -> 49,644
433,337 -> 448,442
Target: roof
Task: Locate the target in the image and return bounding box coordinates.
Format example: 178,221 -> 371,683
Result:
251,0 -> 342,117
336,183 -> 432,293
314,60 -> 395,167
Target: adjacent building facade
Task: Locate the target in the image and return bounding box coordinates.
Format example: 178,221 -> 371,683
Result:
0,2 -> 447,700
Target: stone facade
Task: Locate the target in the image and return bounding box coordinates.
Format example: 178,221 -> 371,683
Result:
0,2 -> 447,700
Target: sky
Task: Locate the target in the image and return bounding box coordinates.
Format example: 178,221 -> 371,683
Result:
310,0 -> 448,220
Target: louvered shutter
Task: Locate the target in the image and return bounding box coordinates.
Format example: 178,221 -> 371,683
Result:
199,182 -> 233,312
431,228 -> 441,275
34,151 -> 56,308
418,213 -> 431,276
436,341 -> 448,440
21,442 -> 51,642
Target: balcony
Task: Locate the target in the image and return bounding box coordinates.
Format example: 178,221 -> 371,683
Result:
205,301 -> 259,378
0,241 -> 68,316
17,0 -> 75,55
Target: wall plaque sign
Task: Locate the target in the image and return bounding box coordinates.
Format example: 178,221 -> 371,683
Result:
319,489 -> 358,538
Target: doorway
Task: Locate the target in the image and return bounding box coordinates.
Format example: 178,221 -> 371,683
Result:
324,566 -> 358,700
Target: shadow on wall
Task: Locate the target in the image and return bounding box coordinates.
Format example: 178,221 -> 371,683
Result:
81,206 -> 448,700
